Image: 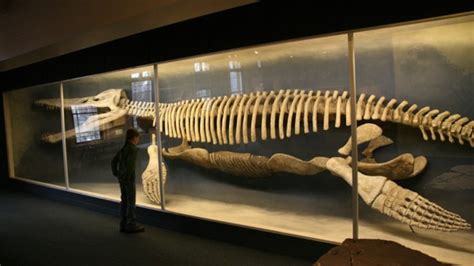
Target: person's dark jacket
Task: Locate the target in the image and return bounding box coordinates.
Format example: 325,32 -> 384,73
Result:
111,141 -> 138,182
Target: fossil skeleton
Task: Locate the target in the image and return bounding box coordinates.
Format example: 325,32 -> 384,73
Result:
35,88 -> 473,232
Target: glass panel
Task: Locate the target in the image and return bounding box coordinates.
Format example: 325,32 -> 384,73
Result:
354,14 -> 473,265
62,65 -> 160,207
158,35 -> 354,243
6,83 -> 65,186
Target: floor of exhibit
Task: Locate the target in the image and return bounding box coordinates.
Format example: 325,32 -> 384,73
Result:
67,182 -> 474,266
0,185 -> 311,266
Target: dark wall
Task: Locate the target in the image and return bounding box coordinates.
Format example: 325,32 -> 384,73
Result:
0,2 -> 472,181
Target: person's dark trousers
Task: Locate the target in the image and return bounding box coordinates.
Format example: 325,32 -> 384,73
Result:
119,179 -> 136,229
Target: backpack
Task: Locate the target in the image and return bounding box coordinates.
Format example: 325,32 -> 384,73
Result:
111,147 -> 127,179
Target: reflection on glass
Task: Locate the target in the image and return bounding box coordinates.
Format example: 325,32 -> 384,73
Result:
6,83 -> 65,186
158,35 -> 353,244
71,105 -> 101,143
61,66 -> 160,208
354,14 -> 474,265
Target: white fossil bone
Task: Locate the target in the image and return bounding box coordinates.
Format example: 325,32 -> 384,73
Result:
313,91 -> 322,131
303,91 -> 314,133
363,94 -> 376,120
261,91 -> 276,141
350,153 -> 427,180
381,99 -> 397,122
323,94 -> 332,130
294,92 -> 307,135
393,100 -> 408,122
371,96 -> 385,120
361,135 -> 394,159
338,123 -> 383,156
235,94 -> 249,144
402,104 -> 418,125
356,93 -> 366,121
142,134 -> 167,204
228,94 -> 243,145
251,92 -> 266,142
270,90 -> 285,140
335,91 -> 347,128
326,157 -> 470,232
241,93 -> 255,144
278,91 -> 292,139
209,97 -> 222,144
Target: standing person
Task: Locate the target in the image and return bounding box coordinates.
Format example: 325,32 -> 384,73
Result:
111,128 -> 145,233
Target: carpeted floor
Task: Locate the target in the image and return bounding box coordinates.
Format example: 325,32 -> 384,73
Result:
0,186 -> 311,266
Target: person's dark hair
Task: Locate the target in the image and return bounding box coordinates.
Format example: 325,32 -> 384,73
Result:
126,128 -> 139,142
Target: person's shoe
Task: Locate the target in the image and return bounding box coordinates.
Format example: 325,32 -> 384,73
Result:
123,224 -> 145,233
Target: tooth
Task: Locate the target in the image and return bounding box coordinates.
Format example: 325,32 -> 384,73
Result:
381,99 -> 397,122
303,91 -> 314,133
363,94 -> 376,120
393,100 -> 408,122
371,96 -> 385,120
228,95 -> 242,145
209,97 -> 222,144
216,96 -> 229,144
338,123 -> 383,156
261,91 -> 276,141
252,92 -> 266,142
235,94 -> 249,144
312,91 -> 322,132
270,90 -> 285,140
356,93 -> 366,121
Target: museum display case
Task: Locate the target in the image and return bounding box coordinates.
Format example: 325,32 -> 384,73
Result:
353,15 -> 474,265
157,34 -> 354,242
4,83 -> 65,187
2,12 -> 472,265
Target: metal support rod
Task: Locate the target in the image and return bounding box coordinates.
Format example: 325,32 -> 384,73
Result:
153,64 -> 166,210
60,82 -> 70,190
348,32 -> 359,240
2,93 -> 15,178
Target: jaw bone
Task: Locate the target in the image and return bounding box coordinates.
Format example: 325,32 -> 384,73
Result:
327,157 -> 470,232
36,89 -> 129,143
